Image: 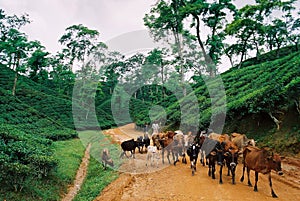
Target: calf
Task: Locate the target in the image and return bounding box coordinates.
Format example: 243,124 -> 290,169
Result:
173,132 -> 186,165
223,140 -> 239,184
120,139 -> 138,158
187,143 -> 200,176
101,148 -> 114,170
146,145 -> 159,168
240,145 -> 284,198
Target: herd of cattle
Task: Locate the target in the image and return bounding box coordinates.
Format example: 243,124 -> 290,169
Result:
102,130 -> 284,198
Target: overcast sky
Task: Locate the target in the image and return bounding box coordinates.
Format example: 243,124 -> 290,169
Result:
0,0 -> 159,53
1,0 -> 299,72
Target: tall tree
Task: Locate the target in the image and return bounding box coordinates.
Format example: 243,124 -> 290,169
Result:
49,52 -> 75,95
0,9 -> 30,67
180,0 -> 237,76
144,0 -> 186,82
0,9 -> 30,43
27,42 -> 49,82
226,0 -> 296,66
58,24 -> 99,71
2,29 -> 30,96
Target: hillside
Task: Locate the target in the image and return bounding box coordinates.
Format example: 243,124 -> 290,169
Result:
0,46 -> 299,200
164,50 -> 300,154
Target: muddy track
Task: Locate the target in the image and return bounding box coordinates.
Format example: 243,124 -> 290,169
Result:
61,143 -> 91,201
96,124 -> 300,201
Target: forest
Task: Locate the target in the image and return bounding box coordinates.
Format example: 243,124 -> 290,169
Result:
0,0 -> 299,200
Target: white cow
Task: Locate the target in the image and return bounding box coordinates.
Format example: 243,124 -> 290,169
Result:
146,145 -> 160,168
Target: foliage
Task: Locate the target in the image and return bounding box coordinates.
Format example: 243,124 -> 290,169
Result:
0,139 -> 85,201
0,124 -> 56,192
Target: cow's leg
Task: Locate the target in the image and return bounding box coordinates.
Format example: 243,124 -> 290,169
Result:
162,149 -> 165,164
210,156 -> 216,179
182,152 -> 187,164
254,171 -> 258,192
212,161 -> 216,179
156,152 -> 160,168
171,149 -> 177,165
226,159 -> 231,176
195,156 -> 198,171
269,173 -> 278,198
151,153 -> 155,166
200,151 -> 204,166
146,152 -> 150,166
120,151 -> 125,158
219,164 -> 223,184
168,150 -> 172,164
240,162 -> 246,182
246,167 -> 252,187
231,163 -> 236,184
208,157 -> 211,176
131,150 -> 135,159
102,161 -> 107,170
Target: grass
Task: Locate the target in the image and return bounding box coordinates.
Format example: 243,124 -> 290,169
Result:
73,157 -> 119,201
52,138 -> 86,191
0,138 -> 85,201
78,130 -> 123,168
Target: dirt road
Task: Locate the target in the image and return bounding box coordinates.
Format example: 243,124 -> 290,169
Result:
96,124 -> 300,201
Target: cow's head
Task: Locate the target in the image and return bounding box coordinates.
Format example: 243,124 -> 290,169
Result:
267,152 -> 284,175
152,134 -> 162,150
224,142 -> 239,167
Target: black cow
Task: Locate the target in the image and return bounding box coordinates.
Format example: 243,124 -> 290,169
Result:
120,139 -> 138,158
205,139 -> 225,183
143,134 -> 151,151
136,136 -> 144,153
136,134 -> 151,153
187,143 -> 200,176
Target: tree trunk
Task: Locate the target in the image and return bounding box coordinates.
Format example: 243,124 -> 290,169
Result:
295,98 -> 300,115
238,51 -> 245,69
225,52 -> 234,68
12,57 -> 20,96
268,112 -> 281,130
12,72 -> 18,96
160,60 -> 165,99
85,108 -> 89,120
173,30 -> 186,95
192,14 -> 215,77
253,35 -> 260,60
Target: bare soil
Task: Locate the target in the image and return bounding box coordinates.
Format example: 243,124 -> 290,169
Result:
91,124 -> 299,201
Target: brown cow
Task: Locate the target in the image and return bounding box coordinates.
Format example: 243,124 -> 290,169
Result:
230,133 -> 256,151
152,131 -> 177,164
206,136 -> 239,184
240,145 -> 284,198
208,133 -> 230,142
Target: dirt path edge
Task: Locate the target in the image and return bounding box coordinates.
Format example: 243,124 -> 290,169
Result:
61,143 -> 91,201
94,173 -> 133,201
